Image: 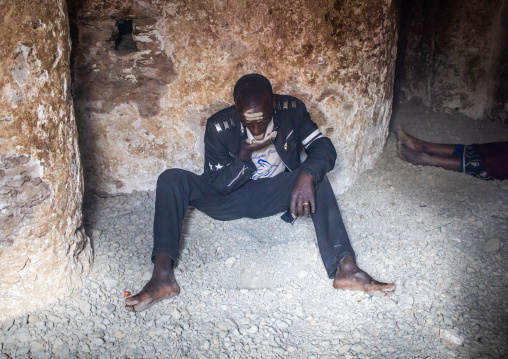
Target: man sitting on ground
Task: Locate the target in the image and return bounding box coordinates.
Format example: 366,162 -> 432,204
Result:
126,74 -> 395,312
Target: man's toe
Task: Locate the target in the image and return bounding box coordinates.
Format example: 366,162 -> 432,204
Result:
131,297 -> 157,312
125,296 -> 141,306
125,290 -> 151,306
383,283 -> 396,291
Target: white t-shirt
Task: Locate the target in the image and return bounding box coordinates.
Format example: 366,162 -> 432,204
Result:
246,119 -> 285,180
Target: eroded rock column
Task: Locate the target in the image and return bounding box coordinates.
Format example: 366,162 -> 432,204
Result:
0,0 -> 92,320
71,0 -> 399,194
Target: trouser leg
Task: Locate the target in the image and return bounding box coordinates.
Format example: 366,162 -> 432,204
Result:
152,168 -> 289,264
153,168 -> 355,278
311,176 -> 356,278
452,144 -> 466,171
152,169 -> 213,264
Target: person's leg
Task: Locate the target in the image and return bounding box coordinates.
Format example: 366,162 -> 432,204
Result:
311,177 -> 395,295
126,169 -> 214,312
127,170 -> 298,312
212,171 -> 395,295
310,176 -> 355,277
125,254 -> 179,312
398,126 -> 456,157
399,143 -> 461,171
151,169 -> 215,262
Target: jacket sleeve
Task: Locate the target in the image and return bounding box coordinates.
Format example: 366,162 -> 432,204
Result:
203,120 -> 256,194
294,101 -> 337,183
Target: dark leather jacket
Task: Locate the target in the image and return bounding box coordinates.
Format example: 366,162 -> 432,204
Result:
203,94 -> 337,194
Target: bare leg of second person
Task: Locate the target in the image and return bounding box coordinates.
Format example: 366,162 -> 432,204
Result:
397,126 -> 456,157
399,142 -> 461,171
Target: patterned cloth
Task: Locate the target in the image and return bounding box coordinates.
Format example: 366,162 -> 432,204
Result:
453,142 -> 508,180
462,145 -> 494,180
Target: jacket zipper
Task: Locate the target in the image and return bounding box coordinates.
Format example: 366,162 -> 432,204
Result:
272,125 -> 292,172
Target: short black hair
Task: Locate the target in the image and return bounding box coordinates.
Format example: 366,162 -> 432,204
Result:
233,74 -> 273,107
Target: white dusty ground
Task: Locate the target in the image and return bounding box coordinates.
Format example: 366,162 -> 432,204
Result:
1,102 -> 508,358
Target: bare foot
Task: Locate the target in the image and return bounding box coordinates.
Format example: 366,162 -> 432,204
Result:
399,141 -> 429,166
397,125 -> 426,152
125,255 -> 180,312
333,257 -> 395,296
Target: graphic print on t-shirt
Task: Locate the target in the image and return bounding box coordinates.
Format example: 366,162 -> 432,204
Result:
251,148 -> 282,179
246,119 -> 285,180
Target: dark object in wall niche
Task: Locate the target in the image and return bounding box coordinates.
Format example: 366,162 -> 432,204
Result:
115,19 -> 137,55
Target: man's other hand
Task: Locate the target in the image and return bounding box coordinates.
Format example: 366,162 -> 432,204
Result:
290,172 -> 315,218
238,131 -> 277,162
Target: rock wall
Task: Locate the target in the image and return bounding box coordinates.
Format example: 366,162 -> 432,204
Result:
395,0 -> 508,120
0,0 -> 92,320
70,0 -> 399,194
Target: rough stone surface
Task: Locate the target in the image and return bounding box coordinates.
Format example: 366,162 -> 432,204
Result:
395,0 -> 508,120
69,0 -> 399,194
0,0 -> 92,320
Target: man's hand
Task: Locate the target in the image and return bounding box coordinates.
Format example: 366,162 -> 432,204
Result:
290,172 -> 315,218
238,131 -> 277,162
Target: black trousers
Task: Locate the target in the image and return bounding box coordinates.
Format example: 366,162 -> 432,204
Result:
153,169 -> 356,278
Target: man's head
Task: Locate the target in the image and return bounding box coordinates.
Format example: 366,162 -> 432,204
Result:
234,74 -> 274,139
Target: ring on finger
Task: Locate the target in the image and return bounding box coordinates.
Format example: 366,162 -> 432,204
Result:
303,202 -> 309,205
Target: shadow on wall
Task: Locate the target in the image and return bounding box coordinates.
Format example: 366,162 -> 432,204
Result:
394,0 -> 508,121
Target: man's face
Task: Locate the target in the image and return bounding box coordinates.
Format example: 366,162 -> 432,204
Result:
236,91 -> 273,139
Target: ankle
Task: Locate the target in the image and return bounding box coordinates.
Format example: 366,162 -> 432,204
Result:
419,152 -> 431,165
337,256 -> 357,273
153,255 -> 174,275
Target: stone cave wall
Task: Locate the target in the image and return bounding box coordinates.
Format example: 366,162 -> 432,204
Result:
0,0 -> 92,320
70,0 -> 399,195
395,0 -> 508,120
